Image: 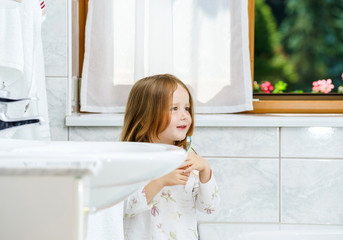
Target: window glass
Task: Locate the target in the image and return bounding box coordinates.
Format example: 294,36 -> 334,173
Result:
254,0 -> 343,94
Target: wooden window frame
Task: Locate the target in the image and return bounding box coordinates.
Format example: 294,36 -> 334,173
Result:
78,0 -> 87,76
247,0 -> 343,113
78,0 -> 343,113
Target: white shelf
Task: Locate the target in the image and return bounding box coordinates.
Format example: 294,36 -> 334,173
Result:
66,113 -> 343,127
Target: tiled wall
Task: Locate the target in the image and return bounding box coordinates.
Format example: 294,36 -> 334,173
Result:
43,0 -> 343,227
42,0 -> 68,141
197,127 -> 343,225
280,127 -> 343,225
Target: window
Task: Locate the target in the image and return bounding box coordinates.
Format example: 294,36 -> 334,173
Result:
77,0 -> 343,114
249,0 -> 343,113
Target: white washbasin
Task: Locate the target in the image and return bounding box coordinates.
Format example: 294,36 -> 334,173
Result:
0,139 -> 187,211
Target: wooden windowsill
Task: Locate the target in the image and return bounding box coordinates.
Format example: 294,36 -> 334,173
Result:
249,100 -> 343,113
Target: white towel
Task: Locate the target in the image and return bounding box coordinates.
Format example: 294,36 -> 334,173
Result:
0,0 -> 50,140
21,0 -> 50,140
0,1 -> 24,87
86,202 -> 124,240
39,0 -> 46,22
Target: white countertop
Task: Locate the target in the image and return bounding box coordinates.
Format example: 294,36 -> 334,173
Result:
66,113 -> 343,127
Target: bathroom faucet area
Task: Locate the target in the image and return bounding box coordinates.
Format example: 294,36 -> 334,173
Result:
0,89 -> 44,132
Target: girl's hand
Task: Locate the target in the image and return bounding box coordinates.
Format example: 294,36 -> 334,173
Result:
179,152 -> 212,183
160,168 -> 190,186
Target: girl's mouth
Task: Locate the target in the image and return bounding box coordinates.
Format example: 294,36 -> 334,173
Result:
177,125 -> 187,130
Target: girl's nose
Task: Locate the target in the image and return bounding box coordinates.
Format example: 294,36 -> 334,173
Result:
180,110 -> 187,120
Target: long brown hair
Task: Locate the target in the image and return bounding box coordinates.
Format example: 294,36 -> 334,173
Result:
121,74 -> 194,150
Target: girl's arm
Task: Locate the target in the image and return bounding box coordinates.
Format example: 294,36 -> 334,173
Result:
124,187 -> 150,217
180,153 -> 219,214
144,178 -> 165,204
193,172 -> 219,214
124,167 -> 190,218
145,168 -> 189,203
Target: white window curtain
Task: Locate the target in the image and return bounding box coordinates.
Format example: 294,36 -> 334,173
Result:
80,0 -> 253,113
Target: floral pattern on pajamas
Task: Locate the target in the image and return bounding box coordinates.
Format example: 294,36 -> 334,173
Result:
124,170 -> 219,240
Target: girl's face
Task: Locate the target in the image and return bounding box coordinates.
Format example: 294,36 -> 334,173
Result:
157,84 -> 192,145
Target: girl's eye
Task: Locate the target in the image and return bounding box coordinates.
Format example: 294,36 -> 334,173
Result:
185,107 -> 190,112
171,107 -> 178,111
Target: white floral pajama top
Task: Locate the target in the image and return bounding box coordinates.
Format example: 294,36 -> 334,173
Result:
123,170 -> 219,240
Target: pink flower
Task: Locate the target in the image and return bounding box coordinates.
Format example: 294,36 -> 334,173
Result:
151,205 -> 159,216
260,81 -> 274,93
204,207 -> 215,214
312,79 -> 334,93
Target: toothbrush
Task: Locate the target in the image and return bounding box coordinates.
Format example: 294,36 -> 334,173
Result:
186,136 -> 192,152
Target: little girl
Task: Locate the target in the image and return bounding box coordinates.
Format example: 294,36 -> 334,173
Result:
121,74 -> 219,240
